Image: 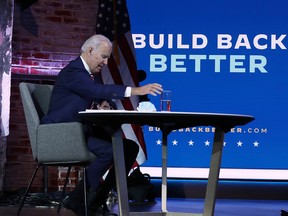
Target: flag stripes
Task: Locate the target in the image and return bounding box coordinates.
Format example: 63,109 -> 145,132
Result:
96,0 -> 147,164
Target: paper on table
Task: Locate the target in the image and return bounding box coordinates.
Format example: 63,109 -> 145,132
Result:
137,101 -> 157,112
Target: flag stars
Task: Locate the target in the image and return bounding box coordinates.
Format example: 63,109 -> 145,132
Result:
204,140 -> 210,146
172,140 -> 178,145
156,139 -> 162,145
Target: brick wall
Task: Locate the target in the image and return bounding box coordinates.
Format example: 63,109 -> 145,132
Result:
12,0 -> 99,76
5,0 -> 99,193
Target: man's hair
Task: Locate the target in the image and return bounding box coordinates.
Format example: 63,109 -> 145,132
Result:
80,34 -> 112,53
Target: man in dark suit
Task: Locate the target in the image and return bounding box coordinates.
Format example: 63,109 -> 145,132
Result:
41,34 -> 162,216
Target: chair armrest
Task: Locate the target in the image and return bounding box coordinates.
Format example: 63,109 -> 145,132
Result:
37,122 -> 92,164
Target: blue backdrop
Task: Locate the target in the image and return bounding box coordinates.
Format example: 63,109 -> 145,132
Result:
127,0 -> 288,170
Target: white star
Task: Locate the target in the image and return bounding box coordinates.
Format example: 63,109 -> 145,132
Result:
188,140 -> 194,146
223,142 -> 227,146
253,141 -> 259,147
156,139 -> 162,145
172,140 -> 178,145
204,140 -> 210,146
237,141 -> 243,147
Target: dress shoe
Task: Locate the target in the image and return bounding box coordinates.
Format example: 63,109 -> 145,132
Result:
93,204 -> 118,216
87,185 -> 113,211
281,210 -> 288,216
62,195 -> 117,216
62,195 -> 85,216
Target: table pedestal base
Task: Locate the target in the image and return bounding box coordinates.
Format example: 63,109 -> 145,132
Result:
113,127 -> 225,216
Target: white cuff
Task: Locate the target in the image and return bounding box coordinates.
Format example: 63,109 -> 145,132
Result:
124,87 -> 132,97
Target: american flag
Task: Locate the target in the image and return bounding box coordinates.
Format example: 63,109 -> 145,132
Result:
96,0 -> 147,165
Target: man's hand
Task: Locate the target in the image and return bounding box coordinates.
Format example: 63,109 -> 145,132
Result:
131,83 -> 163,96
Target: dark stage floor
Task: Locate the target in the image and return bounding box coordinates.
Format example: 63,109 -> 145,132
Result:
1,198 -> 288,216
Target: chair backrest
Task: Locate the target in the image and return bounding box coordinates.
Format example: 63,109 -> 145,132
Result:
19,82 -> 53,160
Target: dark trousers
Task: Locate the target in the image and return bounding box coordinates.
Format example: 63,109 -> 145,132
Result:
68,126 -> 139,207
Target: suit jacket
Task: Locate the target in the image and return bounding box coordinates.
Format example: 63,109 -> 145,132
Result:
41,56 -> 127,123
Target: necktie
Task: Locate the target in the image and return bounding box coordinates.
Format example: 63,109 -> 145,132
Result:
90,74 -> 95,109
90,74 -> 95,80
